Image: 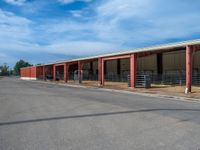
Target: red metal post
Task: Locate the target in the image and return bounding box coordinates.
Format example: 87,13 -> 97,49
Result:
53,65 -> 56,81
185,45 -> 194,94
101,58 -> 105,86
130,53 -> 137,88
98,58 -> 102,86
78,61 -> 83,83
64,63 -> 68,83
43,66 -> 45,80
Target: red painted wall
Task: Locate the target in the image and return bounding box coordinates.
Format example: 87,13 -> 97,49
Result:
20,67 -> 30,77
31,67 -> 37,78
20,66 -> 37,78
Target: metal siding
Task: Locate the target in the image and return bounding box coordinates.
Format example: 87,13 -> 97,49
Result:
36,66 -> 44,78
20,68 -> 26,77
20,67 -> 37,78
137,55 -> 157,73
163,50 -> 186,72
106,60 -> 117,74
93,61 -> 98,74
194,51 -> 200,69
30,67 -> 37,78
120,59 -> 130,74
21,68 -> 30,77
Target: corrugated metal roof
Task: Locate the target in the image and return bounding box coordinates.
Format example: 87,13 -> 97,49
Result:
37,39 -> 200,66
20,66 -> 36,69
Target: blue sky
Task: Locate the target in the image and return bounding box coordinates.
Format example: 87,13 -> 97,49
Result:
0,0 -> 200,67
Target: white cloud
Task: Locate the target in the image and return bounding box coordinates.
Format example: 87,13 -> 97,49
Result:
35,0 -> 200,55
58,0 -> 92,4
46,41 -> 124,56
0,9 -> 32,41
0,9 -> 31,25
93,0 -> 200,44
1,0 -> 200,66
0,9 -> 35,65
4,0 -> 26,6
97,0 -> 153,19
70,10 -> 83,18
0,8 -> 124,62
0,53 -> 7,58
42,21 -> 88,33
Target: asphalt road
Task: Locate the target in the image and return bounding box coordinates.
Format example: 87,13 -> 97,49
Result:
0,77 -> 200,150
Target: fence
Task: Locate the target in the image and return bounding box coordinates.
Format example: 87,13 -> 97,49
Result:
68,70 -> 98,81
138,71 -> 200,86
40,70 -> 200,87
82,70 -> 98,81
105,71 -> 129,82
56,73 -> 64,80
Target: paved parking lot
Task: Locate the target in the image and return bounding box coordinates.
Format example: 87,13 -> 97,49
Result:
0,77 -> 200,150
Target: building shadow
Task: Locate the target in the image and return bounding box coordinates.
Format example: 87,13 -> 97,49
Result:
0,108 -> 200,126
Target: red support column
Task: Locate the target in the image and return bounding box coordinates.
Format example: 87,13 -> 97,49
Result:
101,59 -> 105,86
64,63 -> 68,83
78,61 -> 83,83
53,65 -> 56,81
43,66 -> 45,80
185,45 -> 194,94
98,58 -> 102,86
130,53 -> 137,88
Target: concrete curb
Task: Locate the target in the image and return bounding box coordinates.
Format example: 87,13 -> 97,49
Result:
98,88 -> 200,103
24,79 -> 200,103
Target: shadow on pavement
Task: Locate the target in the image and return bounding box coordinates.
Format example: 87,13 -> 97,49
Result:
0,108 -> 200,126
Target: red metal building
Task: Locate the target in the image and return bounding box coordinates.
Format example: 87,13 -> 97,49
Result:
20,39 -> 200,94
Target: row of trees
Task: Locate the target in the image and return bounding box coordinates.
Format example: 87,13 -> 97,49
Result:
0,64 -> 10,76
0,60 -> 32,76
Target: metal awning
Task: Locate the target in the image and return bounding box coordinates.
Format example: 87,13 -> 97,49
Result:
37,39 -> 200,67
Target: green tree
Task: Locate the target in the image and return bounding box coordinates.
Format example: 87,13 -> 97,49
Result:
13,60 -> 32,75
0,63 -> 9,76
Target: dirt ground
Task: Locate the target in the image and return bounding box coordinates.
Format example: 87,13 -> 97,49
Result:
136,85 -> 200,99
51,80 -> 200,99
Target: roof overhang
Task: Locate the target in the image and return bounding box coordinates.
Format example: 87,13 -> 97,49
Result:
37,39 -> 200,67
